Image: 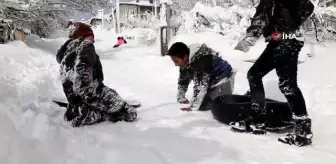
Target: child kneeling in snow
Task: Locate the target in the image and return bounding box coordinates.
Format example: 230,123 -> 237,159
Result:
56,22 -> 137,127
166,42 -> 236,111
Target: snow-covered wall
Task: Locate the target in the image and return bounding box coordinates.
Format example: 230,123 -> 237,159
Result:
321,6 -> 336,18
174,2 -> 255,42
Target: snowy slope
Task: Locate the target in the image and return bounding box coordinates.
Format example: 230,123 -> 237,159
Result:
1,28 -> 336,164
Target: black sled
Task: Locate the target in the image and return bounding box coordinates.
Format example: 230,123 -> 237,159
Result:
210,94 -> 294,132
52,99 -> 141,108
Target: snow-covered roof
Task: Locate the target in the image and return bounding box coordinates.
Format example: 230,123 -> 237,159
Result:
321,6 -> 336,18
120,0 -> 156,7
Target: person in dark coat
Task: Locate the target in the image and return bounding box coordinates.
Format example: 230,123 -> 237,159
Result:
232,0 -> 314,146
166,42 -> 236,111
56,22 -> 137,127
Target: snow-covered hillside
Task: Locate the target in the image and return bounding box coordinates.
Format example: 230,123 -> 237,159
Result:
0,24 -> 336,164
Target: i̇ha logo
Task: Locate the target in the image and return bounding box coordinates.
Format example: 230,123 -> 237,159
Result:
272,31 -> 298,41
272,31 -> 282,41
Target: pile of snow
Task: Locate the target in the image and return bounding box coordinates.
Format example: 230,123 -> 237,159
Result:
125,14 -> 158,29
0,39 -> 66,163
176,2 -> 255,42
48,29 -> 69,39
120,28 -> 158,46
23,34 -> 67,55
0,39 -> 62,114
321,6 -> 336,18
190,2 -> 254,24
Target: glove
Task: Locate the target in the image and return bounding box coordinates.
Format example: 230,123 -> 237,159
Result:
181,107 -> 192,111
234,36 -> 258,52
179,100 -> 192,112
179,99 -> 189,104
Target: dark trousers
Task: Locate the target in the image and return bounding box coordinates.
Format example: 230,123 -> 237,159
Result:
199,95 -> 212,111
247,39 -> 308,117
62,80 -> 136,127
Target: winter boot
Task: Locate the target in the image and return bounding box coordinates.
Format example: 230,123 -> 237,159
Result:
71,105 -> 107,127
107,102 -> 137,123
64,103 -> 79,122
120,103 -> 137,122
230,103 -> 267,135
244,90 -> 251,97
278,116 -> 313,147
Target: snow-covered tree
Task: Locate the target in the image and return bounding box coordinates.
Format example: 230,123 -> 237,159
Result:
0,0 -> 114,38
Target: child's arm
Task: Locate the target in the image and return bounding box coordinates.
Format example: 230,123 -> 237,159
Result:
190,72 -> 211,110
189,55 -> 213,110
177,67 -> 192,103
235,0 -> 274,52
246,0 -> 274,40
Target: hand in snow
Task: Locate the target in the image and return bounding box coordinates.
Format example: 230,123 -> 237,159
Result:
179,101 -> 192,111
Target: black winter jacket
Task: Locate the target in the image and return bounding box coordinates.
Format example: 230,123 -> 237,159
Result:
56,38 -> 104,83
246,0 -> 314,39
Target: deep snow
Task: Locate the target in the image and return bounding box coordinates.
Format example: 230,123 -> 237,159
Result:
1,27 -> 336,164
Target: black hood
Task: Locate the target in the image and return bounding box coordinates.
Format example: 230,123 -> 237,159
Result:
56,39 -> 74,64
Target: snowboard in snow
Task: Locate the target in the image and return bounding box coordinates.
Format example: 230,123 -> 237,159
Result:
211,94 -> 294,132
52,98 -> 142,108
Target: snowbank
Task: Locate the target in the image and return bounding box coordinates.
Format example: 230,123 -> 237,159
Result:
0,39 -> 62,114
0,40 -> 66,164
321,6 -> 336,18
23,34 -> 67,54
190,2 -> 254,24
177,2 -> 254,40
119,28 -> 158,46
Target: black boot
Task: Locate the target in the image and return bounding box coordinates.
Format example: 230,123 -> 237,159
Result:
244,90 -> 251,97
64,104 -> 79,121
107,102 -> 137,123
71,105 -> 107,127
230,103 -> 266,135
120,103 -> 137,122
278,117 -> 313,147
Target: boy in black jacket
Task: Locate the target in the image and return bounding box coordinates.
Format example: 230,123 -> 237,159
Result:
167,42 -> 236,111
232,0 -> 314,146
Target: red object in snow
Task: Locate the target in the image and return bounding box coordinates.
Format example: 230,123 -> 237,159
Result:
113,36 -> 127,48
181,107 -> 192,111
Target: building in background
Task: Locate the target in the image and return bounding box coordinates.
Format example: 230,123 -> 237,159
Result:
319,0 -> 336,7
113,0 -> 160,20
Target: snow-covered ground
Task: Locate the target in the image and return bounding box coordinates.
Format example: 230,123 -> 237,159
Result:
1,26 -> 336,164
